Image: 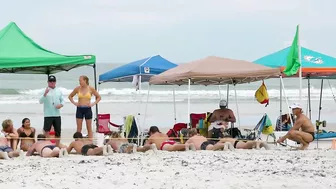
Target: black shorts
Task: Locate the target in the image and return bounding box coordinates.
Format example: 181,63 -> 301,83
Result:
233,140 -> 247,148
200,140 -> 216,150
76,106 -> 93,120
81,144 -> 98,156
44,117 -> 61,137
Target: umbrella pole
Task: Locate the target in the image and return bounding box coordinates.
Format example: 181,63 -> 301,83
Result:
188,79 -> 191,127
93,64 -> 99,131
218,85 -> 222,100
173,87 -> 177,124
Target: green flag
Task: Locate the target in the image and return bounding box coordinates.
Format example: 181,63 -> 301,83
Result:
283,25 -> 300,76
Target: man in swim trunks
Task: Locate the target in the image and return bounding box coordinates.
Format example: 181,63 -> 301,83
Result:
144,126 -> 195,151
277,103 -> 315,150
26,134 -> 67,158
0,129 -> 23,160
67,132 -> 112,156
219,137 -> 270,150
208,100 -> 236,138
185,128 -> 225,150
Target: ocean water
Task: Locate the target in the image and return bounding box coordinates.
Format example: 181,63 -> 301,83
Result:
1,63 -> 336,133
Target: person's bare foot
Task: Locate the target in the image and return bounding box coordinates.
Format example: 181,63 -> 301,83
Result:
150,144 -> 158,153
125,145 -> 134,154
103,145 -> 108,156
0,152 -> 10,160
107,145 -> 113,155
298,144 -> 309,150
259,142 -> 270,150
189,144 -> 196,151
132,144 -> 137,153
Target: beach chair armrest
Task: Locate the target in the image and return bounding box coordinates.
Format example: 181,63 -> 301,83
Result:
109,121 -> 122,128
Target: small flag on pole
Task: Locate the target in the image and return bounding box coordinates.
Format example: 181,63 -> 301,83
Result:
283,25 -> 300,76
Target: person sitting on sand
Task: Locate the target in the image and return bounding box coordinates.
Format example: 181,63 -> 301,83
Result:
67,132 -> 112,156
17,118 -> 36,151
107,131 -> 151,153
2,119 -> 19,151
144,126 -> 195,151
218,138 -> 270,150
185,128 -> 226,150
26,134 -> 67,158
277,103 -> 315,150
275,113 -> 294,131
208,100 -> 236,138
0,129 -> 23,160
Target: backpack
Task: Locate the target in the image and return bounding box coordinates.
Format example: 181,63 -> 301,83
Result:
255,81 -> 269,107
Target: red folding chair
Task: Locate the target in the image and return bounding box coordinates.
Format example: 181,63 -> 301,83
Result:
190,113 -> 207,128
97,114 -> 122,135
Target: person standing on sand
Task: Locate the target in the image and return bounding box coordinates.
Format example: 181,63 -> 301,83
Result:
67,132 -> 112,156
277,103 -> 315,150
144,126 -> 195,151
68,75 -> 101,141
39,75 -> 64,147
17,118 -> 36,151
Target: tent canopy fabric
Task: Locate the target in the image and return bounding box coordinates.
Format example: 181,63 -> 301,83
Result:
149,56 -> 281,86
0,22 -> 95,74
99,55 -> 177,83
254,46 -> 336,77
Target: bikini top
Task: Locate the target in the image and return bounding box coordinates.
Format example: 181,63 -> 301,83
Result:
78,90 -> 92,100
19,128 -> 35,138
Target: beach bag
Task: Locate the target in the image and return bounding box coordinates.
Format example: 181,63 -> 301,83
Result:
255,81 -> 269,107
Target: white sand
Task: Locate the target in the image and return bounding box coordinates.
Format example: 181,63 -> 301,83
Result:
1,147 -> 336,189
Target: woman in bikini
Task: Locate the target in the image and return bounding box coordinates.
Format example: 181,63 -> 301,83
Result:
17,118 -> 36,151
69,75 -> 101,141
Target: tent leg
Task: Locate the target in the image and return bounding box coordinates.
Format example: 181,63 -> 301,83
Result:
93,64 -> 99,131
318,79 -> 323,122
234,84 -> 240,128
173,87 -> 177,124
279,76 -> 282,118
187,79 -> 191,127
226,84 -> 229,108
218,85 -> 222,100
141,84 -> 151,146
308,75 -> 311,119
280,76 -> 293,125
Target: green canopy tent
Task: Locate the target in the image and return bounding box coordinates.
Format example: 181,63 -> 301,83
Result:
0,22 -> 100,127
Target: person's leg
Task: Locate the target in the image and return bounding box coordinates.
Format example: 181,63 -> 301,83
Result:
76,107 -> 84,133
212,143 -> 225,151
87,147 -> 104,156
236,141 -> 256,149
165,144 -> 188,151
8,150 -> 20,158
0,151 -> 10,160
43,117 -> 53,140
50,147 -> 60,157
256,141 -> 270,150
136,145 -> 151,152
10,139 -> 18,151
287,130 -> 313,150
53,117 -> 62,147
85,108 -> 93,141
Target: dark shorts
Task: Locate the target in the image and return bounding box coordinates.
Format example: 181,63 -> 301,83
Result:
200,140 -> 216,150
44,117 -> 61,137
41,145 -> 57,155
76,106 -> 93,120
81,144 -> 98,156
233,140 -> 247,148
307,132 -> 315,141
0,145 -> 13,152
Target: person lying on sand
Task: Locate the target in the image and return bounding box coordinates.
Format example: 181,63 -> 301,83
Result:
144,126 -> 195,151
219,138 -> 270,150
0,130 -> 23,160
277,103 -> 315,150
67,132 -> 112,156
185,128 -> 226,150
107,131 -> 152,153
26,134 -> 67,158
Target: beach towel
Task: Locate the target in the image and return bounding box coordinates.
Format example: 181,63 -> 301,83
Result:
255,81 -> 269,107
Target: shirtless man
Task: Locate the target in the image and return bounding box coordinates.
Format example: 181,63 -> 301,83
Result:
277,103 -> 315,150
2,119 -> 19,151
185,128 -> 226,150
219,138 -> 270,150
107,131 -> 151,153
26,134 -> 67,158
67,132 -> 112,156
144,126 -> 195,151
208,100 -> 236,138
0,129 -> 23,160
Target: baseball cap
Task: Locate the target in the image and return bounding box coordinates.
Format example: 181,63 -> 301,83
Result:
48,75 -> 56,82
290,103 -> 302,109
219,99 -> 227,107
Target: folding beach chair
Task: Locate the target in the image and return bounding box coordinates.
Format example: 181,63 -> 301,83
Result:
244,113 -> 276,142
97,114 -> 123,135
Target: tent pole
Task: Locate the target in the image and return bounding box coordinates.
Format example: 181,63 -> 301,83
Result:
218,85 -> 222,100
226,84 -> 229,108
307,75 -> 311,119
234,84 -> 240,128
318,79 -> 323,122
280,76 -> 293,126
188,79 -> 191,128
93,64 -> 99,131
279,76 -> 282,118
141,84 -> 151,145
173,87 -> 177,124
137,75 -> 142,145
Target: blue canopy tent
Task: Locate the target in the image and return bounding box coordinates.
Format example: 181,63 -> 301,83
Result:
98,55 -> 177,143
255,47 -> 336,141
99,55 -> 177,84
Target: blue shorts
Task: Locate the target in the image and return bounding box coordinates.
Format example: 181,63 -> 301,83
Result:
0,145 -> 13,152
76,106 -> 93,120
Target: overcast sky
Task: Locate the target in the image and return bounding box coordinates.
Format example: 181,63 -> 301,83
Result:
1,0 -> 335,63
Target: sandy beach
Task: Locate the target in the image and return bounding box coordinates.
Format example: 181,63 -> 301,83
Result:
1,147 -> 336,189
